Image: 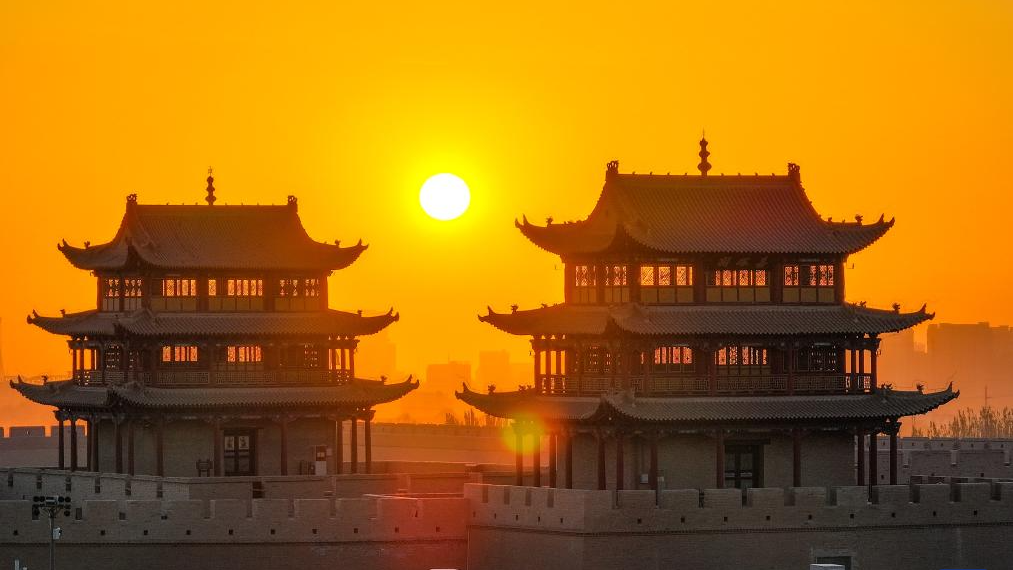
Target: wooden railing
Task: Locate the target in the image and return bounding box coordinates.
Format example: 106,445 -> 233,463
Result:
74,368 -> 352,387
537,372 -> 874,397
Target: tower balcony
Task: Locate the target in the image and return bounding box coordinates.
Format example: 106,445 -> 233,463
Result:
73,368 -> 353,387
537,372 -> 874,396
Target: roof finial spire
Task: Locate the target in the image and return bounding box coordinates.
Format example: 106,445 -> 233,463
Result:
205,166 -> 216,206
697,133 -> 711,176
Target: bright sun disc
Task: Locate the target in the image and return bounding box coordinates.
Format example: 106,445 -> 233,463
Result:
420,173 -> 470,221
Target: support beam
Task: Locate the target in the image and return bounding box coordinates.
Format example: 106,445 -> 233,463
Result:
649,432 -> 659,493
868,429 -> 878,487
889,421 -> 900,485
280,417 -> 289,476
364,412 -> 372,474
532,429 -> 541,487
792,428 -> 802,487
69,416 -> 78,472
350,416 -> 358,474
92,419 -> 100,473
856,428 -> 866,486
596,431 -> 607,491
786,346 -> 795,395
615,431 -> 624,491
85,418 -> 92,471
213,416 -> 222,477
58,417 -> 65,470
155,418 -> 165,477
564,430 -> 573,489
870,339 -> 879,391
127,419 -> 135,476
334,418 -> 343,475
715,430 -> 725,489
515,424 -> 524,486
114,419 -> 123,474
548,431 -> 557,488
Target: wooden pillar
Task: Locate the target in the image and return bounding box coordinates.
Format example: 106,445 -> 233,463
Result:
333,418 -> 343,475
889,421 -> 900,485
156,418 -> 165,477
114,418 -> 123,474
85,418 -> 92,471
786,346 -> 795,395
555,349 -> 563,394
715,430 -> 725,489
849,346 -> 857,392
870,339 -> 879,392
69,416 -> 79,472
856,428 -> 866,486
792,428 -> 802,487
649,432 -> 659,492
868,428 -> 878,487
58,417 -> 66,470
548,431 -> 558,488
515,424 -> 524,486
708,349 -> 717,396
564,430 -> 573,489
92,419 -> 101,473
127,419 -> 135,476
858,342 -> 866,393
596,431 -> 607,490
212,416 -> 222,477
615,431 -> 624,491
350,416 -> 358,474
280,417 -> 289,476
532,429 -> 541,487
533,341 -> 543,393
364,412 -> 372,474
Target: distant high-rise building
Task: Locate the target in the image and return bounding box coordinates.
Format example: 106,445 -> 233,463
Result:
426,360 -> 471,391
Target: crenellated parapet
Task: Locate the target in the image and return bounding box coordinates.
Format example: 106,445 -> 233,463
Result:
464,478 -> 1013,534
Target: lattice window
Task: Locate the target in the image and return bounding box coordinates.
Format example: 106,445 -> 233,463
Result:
603,265 -> 629,304
279,279 -> 300,297
304,278 -> 321,297
226,345 -> 263,363
783,262 -> 836,303
705,268 -> 770,303
715,346 -> 769,374
640,264 -> 694,303
651,346 -> 694,374
161,345 -> 199,364
571,265 -> 597,304
104,278 -> 122,298
160,278 -> 198,297
795,347 -> 840,372
225,279 -> 264,297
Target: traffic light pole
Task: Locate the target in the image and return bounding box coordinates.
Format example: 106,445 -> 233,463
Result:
32,496 -> 70,570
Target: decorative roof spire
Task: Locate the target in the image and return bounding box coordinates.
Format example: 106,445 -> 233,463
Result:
205,167 -> 216,206
697,134 -> 711,176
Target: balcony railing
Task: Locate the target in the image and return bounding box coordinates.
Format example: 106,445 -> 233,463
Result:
73,368 -> 352,387
538,373 -> 873,396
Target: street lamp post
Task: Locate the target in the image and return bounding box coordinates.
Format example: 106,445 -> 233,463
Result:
31,496 -> 71,570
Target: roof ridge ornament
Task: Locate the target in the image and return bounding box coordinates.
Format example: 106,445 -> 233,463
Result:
697,135 -> 711,176
787,162 -> 801,182
205,167 -> 216,206
605,160 -> 619,180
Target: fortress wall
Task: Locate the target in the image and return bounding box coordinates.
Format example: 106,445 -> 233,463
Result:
466,478 -> 1013,570
465,478 -> 1013,535
0,494 -> 469,546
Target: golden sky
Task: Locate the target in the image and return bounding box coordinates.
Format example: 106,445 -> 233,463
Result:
1,2 -> 1012,420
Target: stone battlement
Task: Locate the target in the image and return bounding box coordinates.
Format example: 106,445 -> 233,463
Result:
464,477 -> 1013,534
0,494 -> 469,544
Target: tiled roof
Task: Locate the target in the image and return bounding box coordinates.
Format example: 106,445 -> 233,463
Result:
28,308 -> 397,338
11,377 -> 418,410
58,199 -> 365,271
517,167 -> 892,256
455,384 -> 958,423
480,303 -> 932,337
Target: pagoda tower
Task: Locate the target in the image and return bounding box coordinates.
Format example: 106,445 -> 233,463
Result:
458,141 -> 956,491
13,174 -> 417,477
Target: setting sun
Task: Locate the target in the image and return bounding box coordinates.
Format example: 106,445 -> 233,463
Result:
419,173 -> 470,221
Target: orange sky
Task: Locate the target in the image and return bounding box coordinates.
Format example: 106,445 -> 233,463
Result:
1,1 -> 1012,422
